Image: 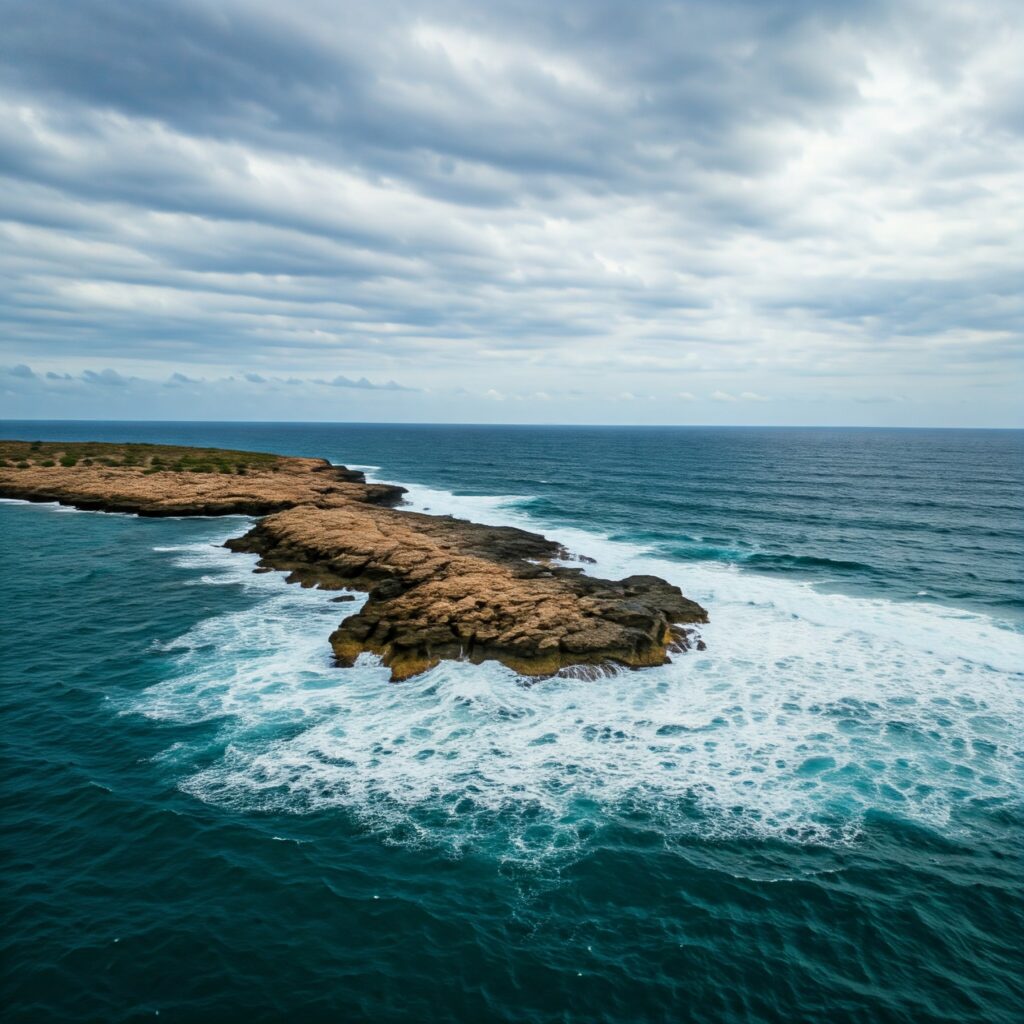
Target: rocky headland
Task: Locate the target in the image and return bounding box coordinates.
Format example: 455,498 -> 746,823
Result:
1,440 -> 708,680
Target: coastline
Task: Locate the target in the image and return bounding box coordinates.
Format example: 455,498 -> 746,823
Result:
0,440 -> 708,680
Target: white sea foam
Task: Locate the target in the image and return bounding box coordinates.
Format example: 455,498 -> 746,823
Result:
0,497 -> 61,509
0,496 -> 142,517
129,488 -> 1024,860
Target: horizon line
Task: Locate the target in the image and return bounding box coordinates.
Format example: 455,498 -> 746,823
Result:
1,418 -> 1021,432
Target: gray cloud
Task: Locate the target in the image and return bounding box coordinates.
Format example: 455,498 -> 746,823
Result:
164,371 -> 201,388
7,362 -> 419,398
0,0 -> 1021,425
325,375 -> 417,392
81,368 -> 131,386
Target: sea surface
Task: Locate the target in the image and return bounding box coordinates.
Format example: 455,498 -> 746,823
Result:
2,422 -> 1022,1023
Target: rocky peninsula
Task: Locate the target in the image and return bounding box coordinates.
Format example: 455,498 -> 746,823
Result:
0,440 -> 708,680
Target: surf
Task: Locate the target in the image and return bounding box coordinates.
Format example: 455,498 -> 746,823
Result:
128,479 -> 1024,862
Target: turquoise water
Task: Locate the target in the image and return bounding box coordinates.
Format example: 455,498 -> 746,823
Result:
2,422 -> 1022,1022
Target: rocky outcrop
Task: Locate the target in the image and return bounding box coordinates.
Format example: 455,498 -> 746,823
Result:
0,441 -> 405,515
1,439 -> 708,680
226,504 -> 708,681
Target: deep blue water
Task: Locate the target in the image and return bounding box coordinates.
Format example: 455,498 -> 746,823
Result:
2,422 -> 1022,1023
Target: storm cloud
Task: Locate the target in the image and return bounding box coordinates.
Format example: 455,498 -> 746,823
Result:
1,0 -> 1021,424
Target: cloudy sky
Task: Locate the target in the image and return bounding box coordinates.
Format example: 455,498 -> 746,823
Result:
1,0 -> 1021,425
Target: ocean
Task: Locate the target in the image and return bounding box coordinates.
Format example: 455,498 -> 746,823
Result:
2,422 -> 1022,1023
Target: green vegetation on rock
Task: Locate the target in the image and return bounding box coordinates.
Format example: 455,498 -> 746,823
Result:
0,440 -> 282,476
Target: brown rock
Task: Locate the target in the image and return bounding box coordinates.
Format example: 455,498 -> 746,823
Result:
230,503 -> 708,681
0,439 -> 708,681
0,440 -> 405,515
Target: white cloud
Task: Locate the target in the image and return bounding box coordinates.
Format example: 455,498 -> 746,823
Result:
0,0 -> 1020,425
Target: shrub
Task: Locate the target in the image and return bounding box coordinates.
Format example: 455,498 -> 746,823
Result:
16,461 -> 30,469
40,459 -> 56,467
59,454 -> 79,467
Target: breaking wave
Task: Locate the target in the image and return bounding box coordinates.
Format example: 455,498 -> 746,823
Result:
128,484 -> 1024,861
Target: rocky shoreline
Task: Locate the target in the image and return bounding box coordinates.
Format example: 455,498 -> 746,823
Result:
1,440 -> 708,680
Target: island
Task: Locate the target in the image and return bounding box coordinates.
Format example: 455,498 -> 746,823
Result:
0,440 -> 708,681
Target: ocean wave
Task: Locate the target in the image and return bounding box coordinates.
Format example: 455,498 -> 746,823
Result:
127,486 -> 1024,863
742,552 -> 879,573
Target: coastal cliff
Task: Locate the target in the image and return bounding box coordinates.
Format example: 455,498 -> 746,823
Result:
0,440 -> 707,680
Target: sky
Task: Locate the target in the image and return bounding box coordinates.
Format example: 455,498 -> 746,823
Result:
1,0 -> 1022,426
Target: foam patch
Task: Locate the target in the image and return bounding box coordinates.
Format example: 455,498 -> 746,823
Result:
129,492 -> 1024,862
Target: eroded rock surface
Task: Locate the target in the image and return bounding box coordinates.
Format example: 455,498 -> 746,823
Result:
0,440 -> 404,514
227,504 -> 708,680
1,440 -> 708,680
